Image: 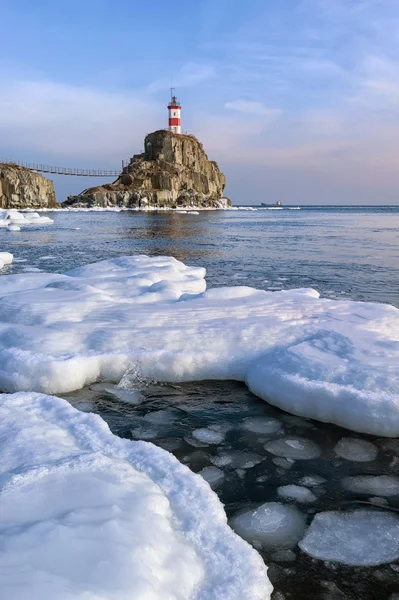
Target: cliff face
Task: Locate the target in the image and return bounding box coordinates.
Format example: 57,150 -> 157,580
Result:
65,130 -> 229,209
0,164 -> 58,209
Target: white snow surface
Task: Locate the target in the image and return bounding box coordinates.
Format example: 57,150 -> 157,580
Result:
0,391 -> 271,600
299,510 -> 399,566
0,254 -> 398,436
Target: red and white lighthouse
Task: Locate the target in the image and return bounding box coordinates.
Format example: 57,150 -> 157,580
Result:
168,89 -> 181,134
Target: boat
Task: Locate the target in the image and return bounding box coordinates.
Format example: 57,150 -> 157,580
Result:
261,200 -> 282,207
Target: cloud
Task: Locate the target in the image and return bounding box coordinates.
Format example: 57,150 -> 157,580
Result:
224,100 -> 282,118
0,80 -> 160,164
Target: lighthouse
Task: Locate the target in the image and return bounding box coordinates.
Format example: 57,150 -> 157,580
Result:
168,89 -> 181,134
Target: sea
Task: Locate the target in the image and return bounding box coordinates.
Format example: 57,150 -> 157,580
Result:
2,204 -> 399,600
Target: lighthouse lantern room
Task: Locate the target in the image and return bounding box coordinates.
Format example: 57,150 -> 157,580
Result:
168,89 -> 181,134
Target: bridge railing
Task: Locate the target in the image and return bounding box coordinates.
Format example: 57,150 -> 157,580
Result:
0,158 -> 120,177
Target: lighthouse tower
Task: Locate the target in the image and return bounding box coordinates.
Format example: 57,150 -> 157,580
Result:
168,89 -> 181,134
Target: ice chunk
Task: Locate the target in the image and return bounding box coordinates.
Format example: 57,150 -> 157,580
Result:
298,475 -> 326,487
0,392 -> 271,599
342,475 -> 399,496
199,466 -> 225,489
192,427 -> 225,444
277,485 -> 317,503
334,437 -> 378,462
265,437 -> 321,460
211,451 -> 263,469
130,426 -> 158,440
7,224 -> 20,231
299,510 -> 399,566
270,549 -> 296,563
273,457 -> 294,469
144,409 -> 180,425
0,252 -> 13,268
242,416 -> 282,434
230,502 -> 307,550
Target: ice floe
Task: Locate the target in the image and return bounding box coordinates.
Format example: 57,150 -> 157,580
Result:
264,437 -> 321,460
0,254 -> 398,436
198,466 -> 225,489
277,485 -> 317,503
0,391 -> 271,599
299,510 -> 399,566
342,475 -> 399,496
192,427 -> 225,444
0,252 -> 13,269
242,416 -> 283,434
230,502 -> 307,550
0,209 -> 53,227
334,437 -> 378,462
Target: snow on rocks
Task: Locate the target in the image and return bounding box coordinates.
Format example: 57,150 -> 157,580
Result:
277,485 -> 317,503
0,209 -> 53,227
299,510 -> 399,566
0,391 -> 271,599
0,252 -> 13,269
334,437 -> 378,462
264,437 -> 321,460
230,502 -> 307,550
0,254 -> 398,436
342,475 -> 399,496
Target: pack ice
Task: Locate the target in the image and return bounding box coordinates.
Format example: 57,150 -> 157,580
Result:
0,254 -> 398,436
0,391 -> 271,600
0,209 -> 53,228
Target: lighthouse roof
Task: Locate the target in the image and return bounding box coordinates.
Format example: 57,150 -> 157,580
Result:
168,96 -> 181,109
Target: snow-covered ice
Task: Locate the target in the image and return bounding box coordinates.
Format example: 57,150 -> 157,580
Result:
0,254 -> 398,436
230,502 -> 307,550
342,475 -> 399,496
0,251 -> 13,269
299,510 -> 399,566
0,391 -> 271,599
264,437 -> 321,460
334,437 -> 378,462
0,209 -> 53,227
277,485 -> 317,503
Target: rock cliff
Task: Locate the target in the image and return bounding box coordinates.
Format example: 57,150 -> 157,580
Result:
0,164 -> 59,209
64,130 -> 230,209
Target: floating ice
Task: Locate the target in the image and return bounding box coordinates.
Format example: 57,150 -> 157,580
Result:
277,485 -> 317,503
144,408 -> 180,425
299,510 -> 399,566
0,392 -> 271,599
230,502 -> 307,550
264,437 -> 321,460
7,224 -> 20,231
298,475 -> 326,487
192,427 -> 225,444
0,209 -> 53,227
211,451 -> 263,470
199,466 -> 225,489
0,254 -> 398,436
334,437 -> 378,462
242,416 -> 282,434
342,475 -> 399,496
0,252 -> 13,269
273,457 -> 295,469
270,549 -> 296,563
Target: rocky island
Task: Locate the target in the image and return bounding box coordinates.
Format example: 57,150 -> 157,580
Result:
0,163 -> 59,210
64,130 -> 230,209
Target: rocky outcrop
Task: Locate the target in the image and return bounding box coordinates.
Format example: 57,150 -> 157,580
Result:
0,164 -> 59,209
64,130 -> 230,209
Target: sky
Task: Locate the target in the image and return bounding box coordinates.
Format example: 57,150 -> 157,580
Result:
2,0 -> 399,205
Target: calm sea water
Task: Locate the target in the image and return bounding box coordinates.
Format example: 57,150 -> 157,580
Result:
2,205 -> 399,306
2,205 -> 399,600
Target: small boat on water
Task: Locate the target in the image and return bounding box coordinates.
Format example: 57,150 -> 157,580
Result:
261,200 -> 282,207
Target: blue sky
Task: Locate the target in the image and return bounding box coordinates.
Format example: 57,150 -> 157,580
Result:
2,0 -> 399,204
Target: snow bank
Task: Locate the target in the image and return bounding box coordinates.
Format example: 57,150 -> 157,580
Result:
0,209 -> 53,227
0,391 -> 271,600
0,254 -> 398,436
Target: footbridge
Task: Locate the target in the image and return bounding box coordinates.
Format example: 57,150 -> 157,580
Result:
0,158 -> 124,177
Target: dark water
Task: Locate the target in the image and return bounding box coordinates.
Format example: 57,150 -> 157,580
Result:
2,206 -> 399,599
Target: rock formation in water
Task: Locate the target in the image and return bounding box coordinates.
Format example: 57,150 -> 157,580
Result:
0,164 -> 59,209
64,130 -> 230,209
